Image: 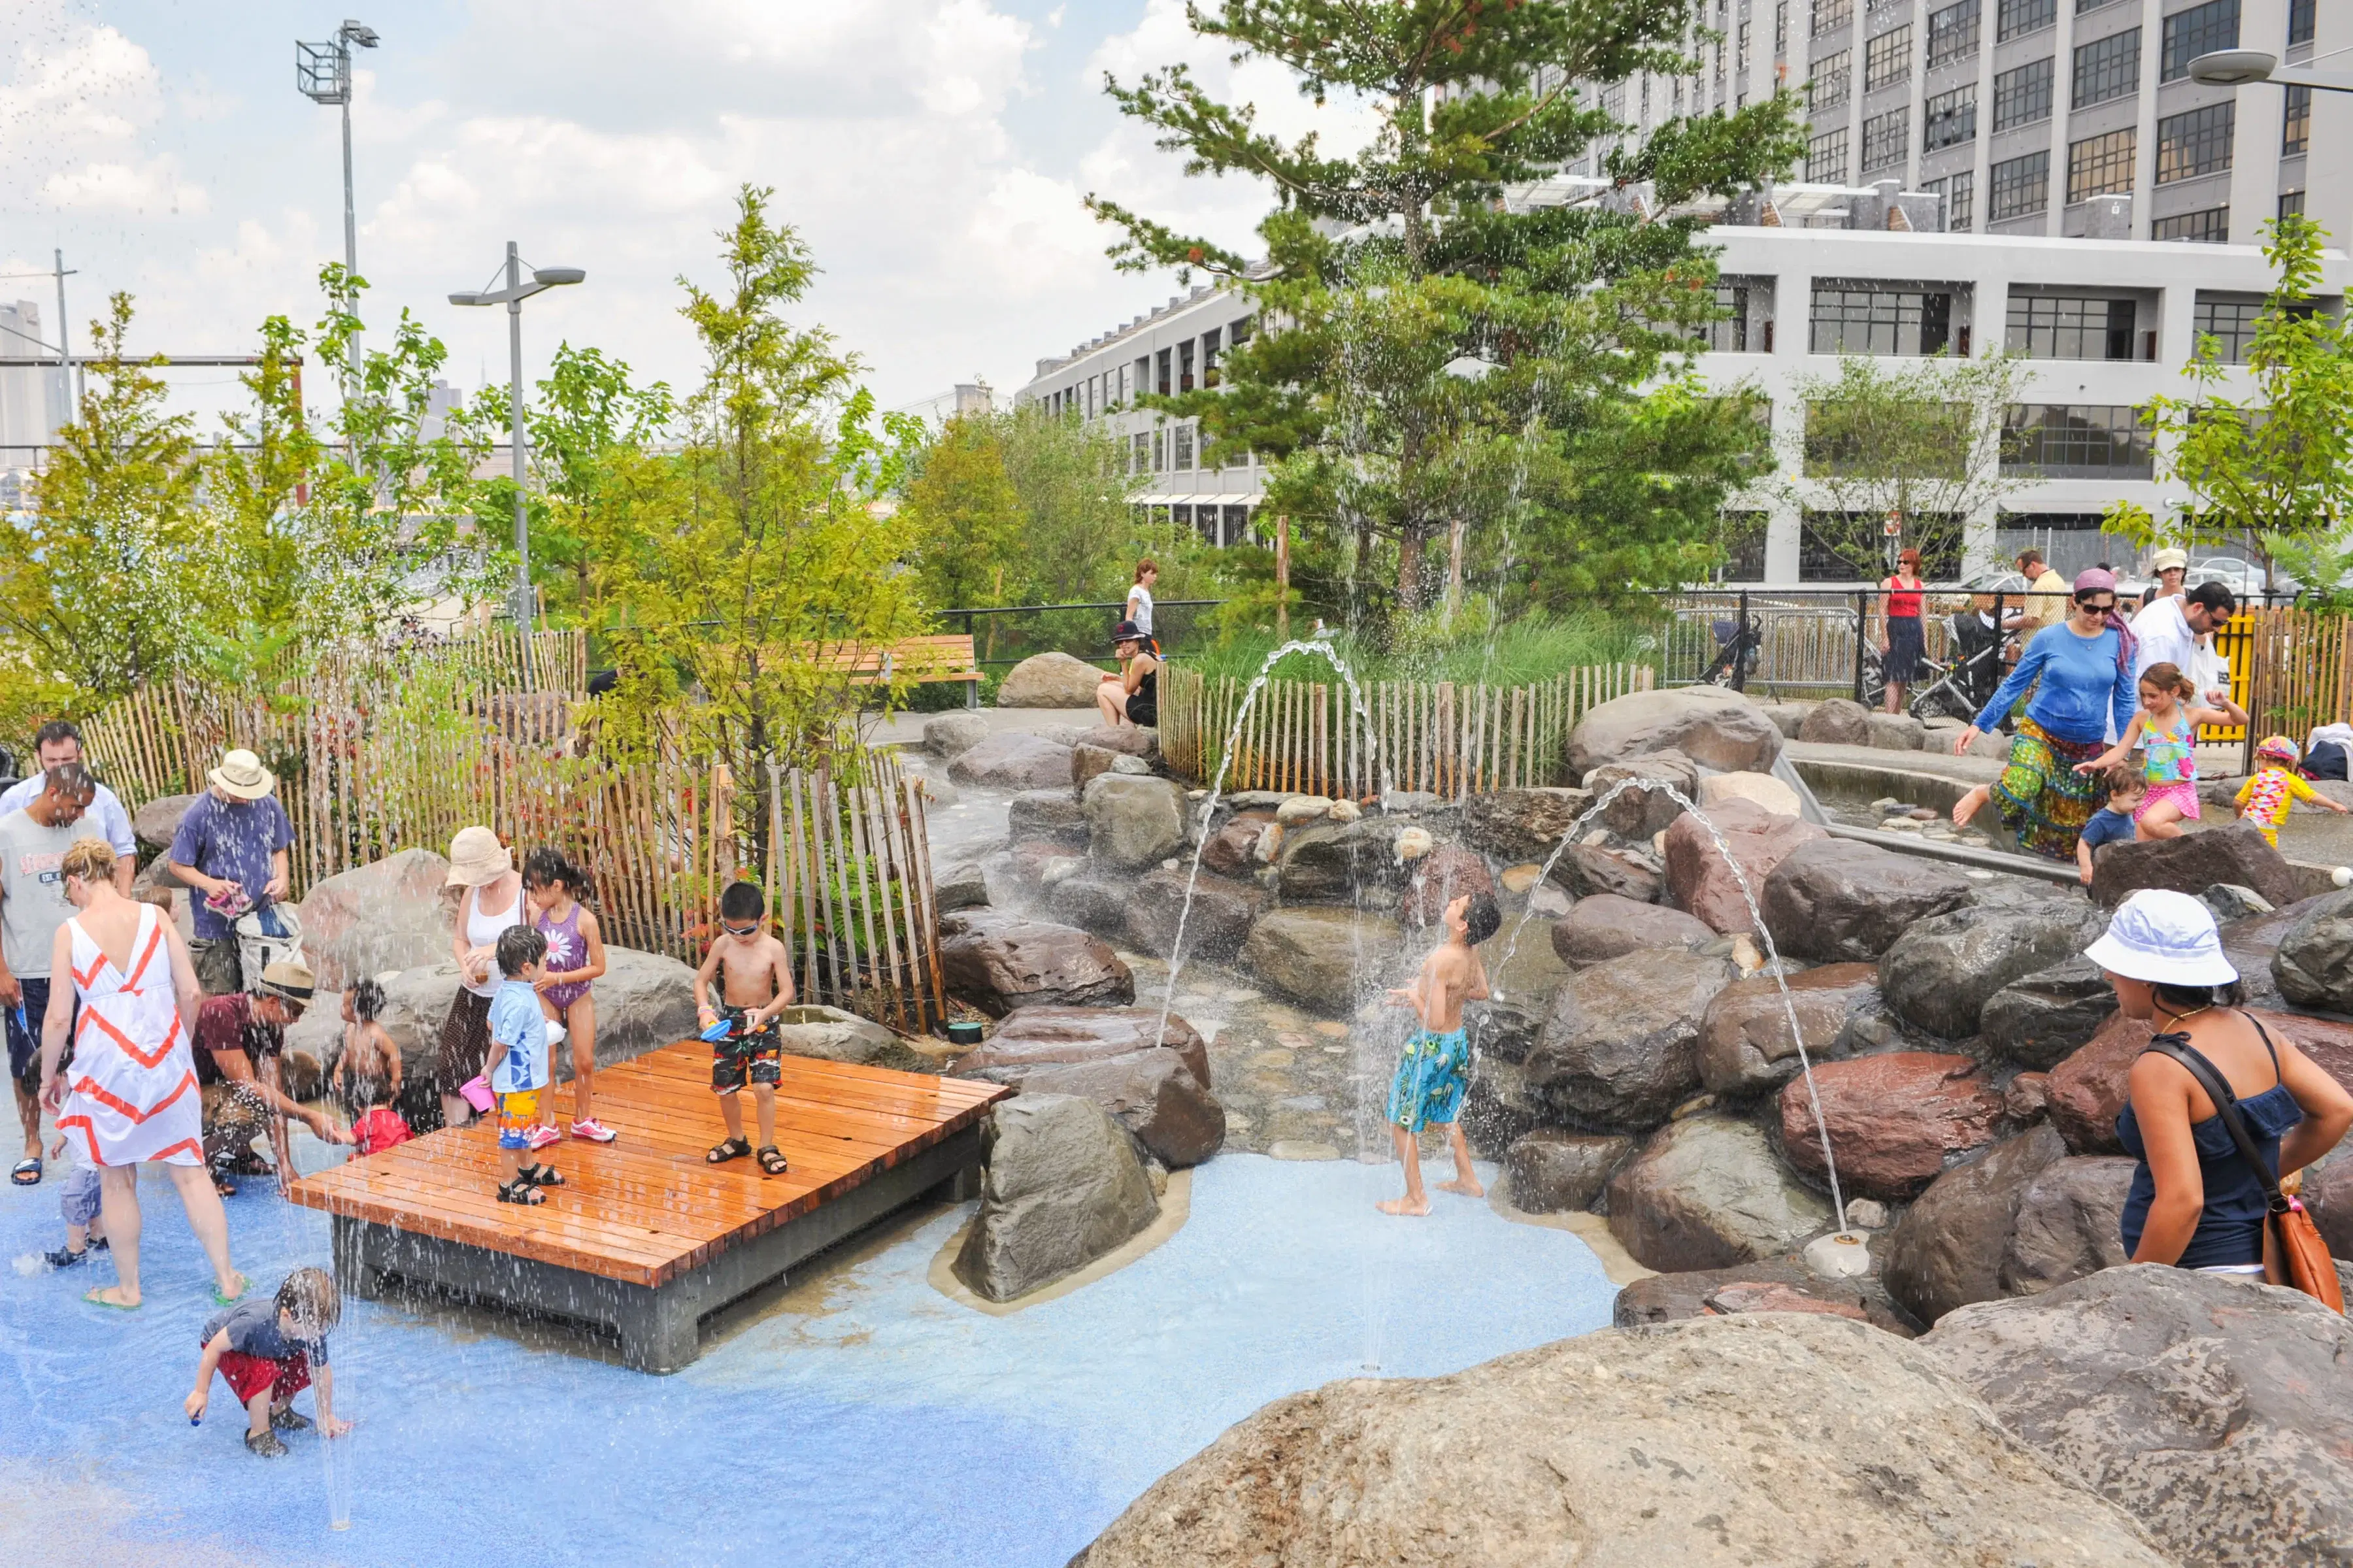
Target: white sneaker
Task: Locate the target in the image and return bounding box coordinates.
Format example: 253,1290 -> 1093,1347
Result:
570,1118 -> 617,1144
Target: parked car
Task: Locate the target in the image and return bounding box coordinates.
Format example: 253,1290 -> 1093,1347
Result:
2188,556 -> 2273,599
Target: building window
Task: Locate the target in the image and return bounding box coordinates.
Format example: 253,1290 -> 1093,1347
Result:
2067,128 -> 2137,204
1698,286 -> 1752,352
1996,0 -> 2055,41
2156,101 -> 2234,184
1863,108 -> 1910,170
1927,0 -> 1981,67
1152,427 -> 1167,471
1777,0 -> 1791,51
2071,28 -> 2140,108
1173,423 -> 1194,469
1131,433 -> 1150,475
2152,206 -> 2231,242
1990,150 -> 2050,218
1814,0 -> 1853,36
1811,286 -> 1956,354
1810,50 -> 1852,110
1865,24 -> 1913,90
1923,171 -> 1975,229
1229,316 -> 1252,350
2001,405 -> 2154,477
2194,297 -> 2263,363
1717,512 -> 1770,582
1201,328 -> 1221,388
2279,189 -> 2305,220
2282,85 -> 2310,156
2289,0 -> 2314,46
1993,58 -> 2054,130
1924,84 -> 1977,149
2076,0 -> 2125,11
1178,341 -> 1195,393
2007,295 -> 2139,359
1809,126 -> 1852,182
2161,0 -> 2239,83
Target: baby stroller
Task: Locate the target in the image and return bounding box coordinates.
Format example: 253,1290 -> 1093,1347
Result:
1905,608 -> 2005,723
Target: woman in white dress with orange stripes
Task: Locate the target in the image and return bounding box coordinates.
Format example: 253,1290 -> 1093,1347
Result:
39,840 -> 244,1310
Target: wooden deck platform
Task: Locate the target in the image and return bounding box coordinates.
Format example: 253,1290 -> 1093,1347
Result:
287,1042 -> 1009,1371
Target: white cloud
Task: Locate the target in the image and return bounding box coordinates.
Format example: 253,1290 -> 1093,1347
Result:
41,158 -> 207,214
0,5 -> 205,217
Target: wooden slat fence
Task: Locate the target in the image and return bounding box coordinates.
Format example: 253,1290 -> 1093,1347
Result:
1156,663 -> 1653,798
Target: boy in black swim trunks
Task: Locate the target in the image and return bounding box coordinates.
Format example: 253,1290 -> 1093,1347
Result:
694,881 -> 794,1176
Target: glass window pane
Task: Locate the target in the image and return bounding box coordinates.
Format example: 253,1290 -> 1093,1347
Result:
2067,127 -> 2136,203
1994,57 -> 2054,130
1927,0 -> 1981,66
1990,150 -> 2050,219
2156,101 -> 2234,184
2161,0 -> 2240,82
2071,27 -> 2140,108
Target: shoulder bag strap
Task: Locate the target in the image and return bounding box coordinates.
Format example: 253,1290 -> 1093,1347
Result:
2144,1034 -> 2289,1217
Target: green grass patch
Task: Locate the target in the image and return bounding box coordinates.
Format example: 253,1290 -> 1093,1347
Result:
1173,610 -> 1660,690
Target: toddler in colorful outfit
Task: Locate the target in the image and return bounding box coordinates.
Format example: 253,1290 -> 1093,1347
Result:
1377,890 -> 1499,1217
486,924 -> 563,1205
2073,661 -> 2245,841
2237,735 -> 2350,848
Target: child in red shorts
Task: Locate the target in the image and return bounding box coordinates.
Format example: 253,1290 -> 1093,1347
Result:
186,1266 -> 346,1457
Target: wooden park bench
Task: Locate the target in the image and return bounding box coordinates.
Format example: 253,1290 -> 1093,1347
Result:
806,633 -> 984,707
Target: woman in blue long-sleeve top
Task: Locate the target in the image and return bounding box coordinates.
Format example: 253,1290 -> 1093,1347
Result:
1952,567 -> 2139,860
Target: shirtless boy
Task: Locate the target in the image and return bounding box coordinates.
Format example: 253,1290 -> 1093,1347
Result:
1378,890 -> 1499,1216
695,881 -> 794,1177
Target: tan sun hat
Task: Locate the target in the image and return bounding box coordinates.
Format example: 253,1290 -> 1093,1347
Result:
445,825 -> 512,887
2152,547 -> 2190,573
209,748 -> 276,801
256,958 -> 316,1004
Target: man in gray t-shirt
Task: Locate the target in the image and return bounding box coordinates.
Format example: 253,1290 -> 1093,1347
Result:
3,764 -> 105,1186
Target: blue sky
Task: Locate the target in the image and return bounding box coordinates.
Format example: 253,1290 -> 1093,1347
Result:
0,1 -> 1370,422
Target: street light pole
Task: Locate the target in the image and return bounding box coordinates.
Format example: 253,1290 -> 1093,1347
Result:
297,20 -> 380,378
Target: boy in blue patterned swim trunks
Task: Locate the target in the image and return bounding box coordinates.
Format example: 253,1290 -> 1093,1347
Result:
1379,889 -> 1499,1216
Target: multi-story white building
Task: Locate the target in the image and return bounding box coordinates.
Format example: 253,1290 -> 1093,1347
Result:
0,300 -> 73,509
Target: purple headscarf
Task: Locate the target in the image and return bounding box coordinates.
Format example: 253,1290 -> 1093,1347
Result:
2072,568 -> 2137,673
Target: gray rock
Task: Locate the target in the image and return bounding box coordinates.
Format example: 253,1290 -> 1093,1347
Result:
952,1004 -> 1210,1087
2273,888 -> 2353,1012
1997,1156 -> 2134,1297
1979,956 -> 2116,1070
1237,908 -> 1400,1013
1865,710 -> 1927,750
1070,724 -> 1158,758
1796,697 -> 1871,745
2302,1146 -> 2353,1259
952,1094 -> 1158,1303
133,792 -> 198,853
938,909 -> 1134,1016
1082,773 -> 1189,870
1273,816 -> 1409,906
1757,700 -> 1815,739
1124,867 -> 1261,961
1002,1050 -> 1224,1168
2199,882 -> 2274,922
1526,948 -> 1735,1131
1880,1123 -> 2068,1325
1696,961 -> 1878,1096
1070,744 -> 1124,795
1926,1265 -> 2353,1568
1462,928 -> 1573,1065
1501,1129 -> 1632,1212
1006,789 -> 1089,846
2090,818 -> 2301,909
1761,838 -> 1974,963
1198,810 -> 1277,877
1073,1313 -> 2175,1568
922,712 -> 992,759
1580,749 -> 1697,837
1550,893 -> 1713,965
1548,842 -> 1663,904
1612,1248 -> 1922,1337
1878,901 -> 2108,1041
948,733 -> 1078,790
771,1004 -> 937,1074
995,651 -> 1109,709
295,846 -> 456,993
1046,872 -> 1131,937
1605,1114 -> 1834,1271
1566,686 -> 1782,775
933,858 -> 990,912
1458,786 -> 1592,863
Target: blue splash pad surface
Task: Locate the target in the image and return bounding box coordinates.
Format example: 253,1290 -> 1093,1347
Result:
0,1152 -> 1613,1565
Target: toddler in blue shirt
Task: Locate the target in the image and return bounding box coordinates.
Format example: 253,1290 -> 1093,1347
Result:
486,924 -> 563,1204
2075,765 -> 2144,887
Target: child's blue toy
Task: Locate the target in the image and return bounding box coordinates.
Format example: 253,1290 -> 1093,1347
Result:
699,1016 -> 734,1043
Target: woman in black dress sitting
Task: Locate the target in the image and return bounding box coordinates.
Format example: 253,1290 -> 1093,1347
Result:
1095,620 -> 1159,729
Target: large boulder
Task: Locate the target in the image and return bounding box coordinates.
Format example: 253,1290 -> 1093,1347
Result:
960,1044 -> 1224,1169
295,846 -> 457,992
1926,1265 -> 2353,1568
1612,1250 -> 1922,1337
1045,871 -> 1129,937
952,1005 -> 1210,1086
1237,909 -> 1399,1012
1458,786 -> 1590,863
1461,926 -> 1573,1066
1795,697 -> 1871,745
948,733 -> 1077,790
1006,788 -> 1089,846
995,651 -> 1108,709
1070,744 -> 1144,794
1760,839 -> 1973,963
1695,769 -> 1803,818
1696,962 -> 1878,1097
1550,893 -> 1711,964
2089,819 -> 2301,908
2044,1010 -> 2155,1154
770,1004 -> 937,1074
1124,867 -> 1261,961
952,1094 -> 1158,1303
2304,1148 -> 2353,1259
1581,750 -> 1697,837
1274,816 -> 1410,906
1662,796 -> 1825,936
1069,724 -> 1157,759
1877,900 -> 2107,1041
1526,948 -> 1733,1131
1865,711 -> 1926,751
1071,1314 -> 2175,1568
133,792 -> 199,854
1978,956 -> 2117,1070
1082,773 -> 1188,869
1604,1114 -> 1834,1271
1567,685 -> 1782,775
1198,810 -> 1276,877
933,857 -> 989,912
1778,1051 -> 2009,1202
384,947 -> 698,1107
1880,1124 -> 2068,1324
1399,843 -> 1494,927
1549,842 -> 1663,905
1997,1156 -> 2134,1296
2273,888 -> 2353,1011
1500,1129 -> 1633,1212
922,712 -> 992,759
938,909 -> 1134,1016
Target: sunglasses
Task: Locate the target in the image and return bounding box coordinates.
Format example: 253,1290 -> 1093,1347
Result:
2075,600 -> 2116,617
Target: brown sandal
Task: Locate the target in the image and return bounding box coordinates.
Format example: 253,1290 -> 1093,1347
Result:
756,1144 -> 788,1176
706,1138 -> 751,1165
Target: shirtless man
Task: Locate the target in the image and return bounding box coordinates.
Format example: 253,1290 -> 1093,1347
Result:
1377,890 -> 1499,1216
694,880 -> 795,1177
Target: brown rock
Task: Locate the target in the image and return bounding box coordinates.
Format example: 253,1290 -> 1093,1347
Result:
1703,1280 -> 1868,1320
1550,893 -> 1712,964
1663,796 -> 1826,935
1796,697 -> 1871,745
1761,838 -> 1975,963
954,1004 -> 1210,1086
1550,842 -> 1662,903
1070,744 -> 1123,793
1998,1156 -> 2134,1296
2302,1148 -> 2353,1259
1696,962 -> 1877,1096
1399,843 -> 1495,927
2004,1071 -> 2050,1122
1779,1051 -> 2009,1203
1880,1124 -> 2069,1324
1613,1252 -> 1920,1337
1071,724 -> 1157,758
1199,810 -> 1275,877
2089,819 -> 2301,909
938,910 -> 1135,1016
1459,787 -> 1592,863
2044,1011 -> 2156,1153
985,1051 -> 1225,1169
1124,867 -> 1262,962
1582,749 -> 1697,837
1501,1129 -> 1633,1212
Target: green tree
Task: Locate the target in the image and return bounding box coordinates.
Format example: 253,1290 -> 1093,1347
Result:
899,412 -> 1025,610
2106,216 -> 2353,598
1089,0 -> 1803,624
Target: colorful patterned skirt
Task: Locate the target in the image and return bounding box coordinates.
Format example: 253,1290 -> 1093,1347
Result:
1991,716 -> 2106,860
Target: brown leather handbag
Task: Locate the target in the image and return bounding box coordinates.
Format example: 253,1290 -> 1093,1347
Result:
2146,1035 -> 2345,1314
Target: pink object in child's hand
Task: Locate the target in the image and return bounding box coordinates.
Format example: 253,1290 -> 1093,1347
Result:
459,1076 -> 494,1114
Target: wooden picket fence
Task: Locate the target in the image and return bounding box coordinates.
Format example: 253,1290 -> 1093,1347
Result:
1156,663 -> 1654,797
2219,605 -> 2353,748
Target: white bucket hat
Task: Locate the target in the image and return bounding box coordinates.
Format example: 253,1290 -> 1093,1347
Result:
209,748 -> 276,801
445,825 -> 512,887
2084,889 -> 2239,986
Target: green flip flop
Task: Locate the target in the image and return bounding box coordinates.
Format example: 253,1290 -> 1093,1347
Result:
210,1274 -> 248,1307
83,1288 -> 139,1312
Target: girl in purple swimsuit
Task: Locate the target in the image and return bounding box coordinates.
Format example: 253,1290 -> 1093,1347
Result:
522,848 -> 613,1144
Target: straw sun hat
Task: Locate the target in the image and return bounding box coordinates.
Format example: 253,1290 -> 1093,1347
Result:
445,826 -> 513,888
208,748 -> 276,801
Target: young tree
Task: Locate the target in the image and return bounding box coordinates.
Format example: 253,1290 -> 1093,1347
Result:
1089,1 -> 1803,623
2105,216 -> 2353,599
899,412 -> 1025,612
1777,354 -> 2029,579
